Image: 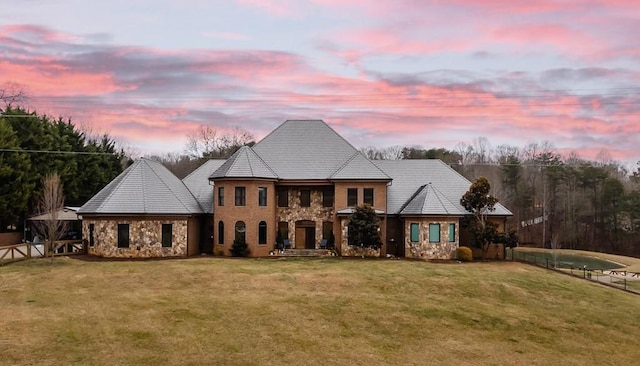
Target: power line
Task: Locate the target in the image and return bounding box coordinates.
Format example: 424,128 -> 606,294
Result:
21,86 -> 640,99
0,149 -> 119,156
5,100 -> 640,110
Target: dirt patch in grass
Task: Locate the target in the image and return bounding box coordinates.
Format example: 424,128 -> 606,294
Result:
1,257 -> 640,365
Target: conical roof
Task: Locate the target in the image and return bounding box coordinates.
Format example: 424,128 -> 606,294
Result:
209,146 -> 278,179
399,183 -> 464,216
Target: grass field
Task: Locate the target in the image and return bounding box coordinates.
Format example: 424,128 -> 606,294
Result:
1,257 -> 640,365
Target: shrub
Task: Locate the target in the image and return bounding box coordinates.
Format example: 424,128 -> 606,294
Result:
230,239 -> 250,257
456,246 -> 473,262
213,245 -> 225,256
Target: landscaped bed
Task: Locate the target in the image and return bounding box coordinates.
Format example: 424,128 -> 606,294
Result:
1,257 -> 639,365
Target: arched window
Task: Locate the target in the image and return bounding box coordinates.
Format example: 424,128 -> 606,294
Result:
218,221 -> 224,245
235,221 -> 246,243
258,221 -> 267,245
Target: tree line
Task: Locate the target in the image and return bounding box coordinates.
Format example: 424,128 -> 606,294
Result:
0,106 -> 128,232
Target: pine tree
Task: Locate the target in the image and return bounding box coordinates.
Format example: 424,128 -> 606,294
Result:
0,118 -> 33,230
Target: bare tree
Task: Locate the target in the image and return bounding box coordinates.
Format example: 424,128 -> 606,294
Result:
0,82 -> 26,108
471,136 -> 492,164
33,172 -> 68,259
360,145 -> 404,160
147,152 -> 202,179
185,125 -> 254,158
381,145 -> 403,160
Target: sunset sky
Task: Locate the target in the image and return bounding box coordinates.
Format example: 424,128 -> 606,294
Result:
1,0 -> 639,167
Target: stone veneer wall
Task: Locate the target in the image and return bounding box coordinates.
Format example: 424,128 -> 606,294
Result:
276,187 -> 334,248
339,218 -> 381,257
83,218 -> 189,258
404,218 -> 459,260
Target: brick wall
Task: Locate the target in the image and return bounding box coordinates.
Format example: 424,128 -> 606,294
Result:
213,180 -> 277,257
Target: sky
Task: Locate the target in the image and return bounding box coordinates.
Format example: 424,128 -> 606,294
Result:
1,0 -> 639,168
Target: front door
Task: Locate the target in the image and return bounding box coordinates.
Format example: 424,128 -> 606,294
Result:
295,220 -> 316,249
304,227 -> 315,249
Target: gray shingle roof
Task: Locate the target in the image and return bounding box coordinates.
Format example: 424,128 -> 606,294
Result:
183,159 -> 226,214
78,158 -> 202,215
331,152 -> 391,180
210,146 -> 278,179
399,183 -> 462,216
375,160 -> 512,216
252,120 -> 388,180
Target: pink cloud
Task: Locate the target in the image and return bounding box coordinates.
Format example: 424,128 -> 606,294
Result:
1,23 -> 638,165
486,23 -> 603,55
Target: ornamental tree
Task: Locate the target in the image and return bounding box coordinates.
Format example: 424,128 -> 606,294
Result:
461,177 -> 499,259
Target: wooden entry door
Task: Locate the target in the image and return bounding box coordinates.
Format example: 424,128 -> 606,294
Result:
304,227 -> 315,249
294,227 -> 316,249
295,221 -> 316,249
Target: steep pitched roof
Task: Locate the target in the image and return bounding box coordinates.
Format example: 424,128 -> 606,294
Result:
330,152 -> 391,180
375,159 -> 512,216
210,146 -> 277,179
182,159 -> 226,214
399,183 -> 462,216
252,120 -> 389,180
78,158 -> 202,215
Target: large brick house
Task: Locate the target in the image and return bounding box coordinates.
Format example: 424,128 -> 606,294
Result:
78,120 -> 511,259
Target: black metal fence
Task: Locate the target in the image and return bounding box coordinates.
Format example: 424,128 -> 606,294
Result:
507,249 -> 640,295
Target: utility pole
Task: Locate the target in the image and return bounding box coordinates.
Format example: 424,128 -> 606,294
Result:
542,165 -> 546,249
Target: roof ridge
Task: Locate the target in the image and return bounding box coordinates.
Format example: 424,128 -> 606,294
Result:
253,121 -> 290,147
93,161 -> 137,213
329,151 -> 359,179
141,159 -> 149,212
241,148 -> 254,177
329,150 -> 392,180
143,159 -> 193,212
398,184 -> 427,214
225,147 -> 245,175
429,183 -> 462,215
420,183 -> 432,214
247,146 -> 278,178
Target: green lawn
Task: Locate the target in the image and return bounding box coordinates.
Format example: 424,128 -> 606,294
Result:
1,257 -> 639,365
